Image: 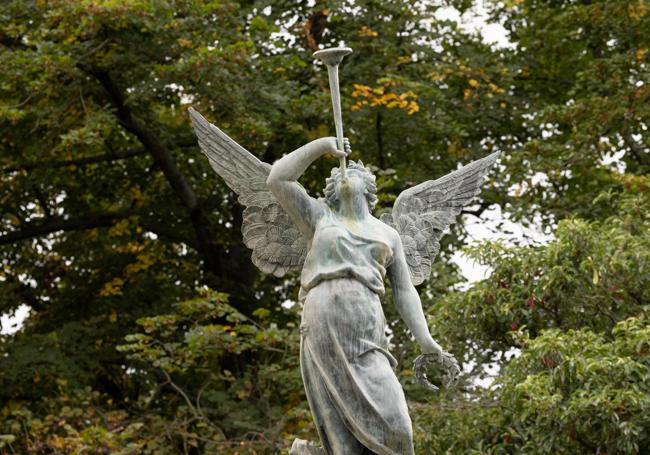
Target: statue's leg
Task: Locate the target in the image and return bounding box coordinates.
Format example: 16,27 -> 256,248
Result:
300,330 -> 368,454
298,282 -> 405,454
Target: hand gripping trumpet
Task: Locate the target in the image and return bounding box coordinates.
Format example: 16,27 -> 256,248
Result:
313,47 -> 353,178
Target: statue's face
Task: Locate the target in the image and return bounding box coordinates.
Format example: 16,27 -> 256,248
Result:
337,169 -> 366,201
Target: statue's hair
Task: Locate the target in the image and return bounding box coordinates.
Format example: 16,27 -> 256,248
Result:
323,160 -> 378,211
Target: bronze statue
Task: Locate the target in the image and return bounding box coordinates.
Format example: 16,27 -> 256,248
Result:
189,47 -> 499,455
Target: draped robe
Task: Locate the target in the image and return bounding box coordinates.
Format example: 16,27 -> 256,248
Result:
297,207 -> 414,455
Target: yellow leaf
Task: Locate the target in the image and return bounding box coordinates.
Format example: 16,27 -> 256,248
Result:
468,79 -> 480,88
109,311 -> 118,323
99,277 -> 125,297
396,55 -> 411,65
124,242 -> 144,254
351,84 -> 372,98
48,435 -> 66,449
125,252 -> 154,276
489,83 -> 505,94
108,219 -> 130,237
629,0 -> 647,22
407,102 -> 419,115
358,26 -> 379,38
429,71 -> 445,82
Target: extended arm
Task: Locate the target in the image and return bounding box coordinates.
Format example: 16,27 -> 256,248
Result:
388,233 -> 443,354
267,137 -> 344,236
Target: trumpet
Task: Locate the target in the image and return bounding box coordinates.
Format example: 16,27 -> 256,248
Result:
313,47 -> 353,177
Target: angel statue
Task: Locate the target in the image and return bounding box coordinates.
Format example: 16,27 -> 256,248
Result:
189,47 -> 499,455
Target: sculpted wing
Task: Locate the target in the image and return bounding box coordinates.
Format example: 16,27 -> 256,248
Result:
381,152 -> 500,285
189,108 -> 308,276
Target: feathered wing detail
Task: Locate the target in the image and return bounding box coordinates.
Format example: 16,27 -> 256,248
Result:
381,152 -> 500,285
188,108 -> 308,276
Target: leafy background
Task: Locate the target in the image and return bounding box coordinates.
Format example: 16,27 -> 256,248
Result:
1,0 -> 649,453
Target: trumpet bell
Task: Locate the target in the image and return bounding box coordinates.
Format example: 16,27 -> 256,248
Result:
313,47 -> 353,66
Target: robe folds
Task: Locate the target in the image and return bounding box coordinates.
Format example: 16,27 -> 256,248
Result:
298,208 -> 415,455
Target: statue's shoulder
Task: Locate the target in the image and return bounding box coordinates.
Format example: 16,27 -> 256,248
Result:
312,199 -> 332,224
371,215 -> 399,246
372,213 -> 394,231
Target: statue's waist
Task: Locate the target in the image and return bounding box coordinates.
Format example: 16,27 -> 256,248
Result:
299,275 -> 382,302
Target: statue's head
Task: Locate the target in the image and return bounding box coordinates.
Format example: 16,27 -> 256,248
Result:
324,160 -> 378,211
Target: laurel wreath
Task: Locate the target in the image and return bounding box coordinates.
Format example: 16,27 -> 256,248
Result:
413,350 -> 461,392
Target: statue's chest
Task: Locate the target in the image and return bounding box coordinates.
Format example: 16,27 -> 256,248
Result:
312,221 -> 392,267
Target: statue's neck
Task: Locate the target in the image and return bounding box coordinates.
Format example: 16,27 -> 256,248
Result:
338,192 -> 369,222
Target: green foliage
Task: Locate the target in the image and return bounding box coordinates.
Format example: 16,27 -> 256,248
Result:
432,189 -> 650,371
1,0 -> 649,453
1,388 -> 161,454
116,289 -> 309,452
412,309 -> 650,454
1,291 -> 308,453
498,314 -> 650,454
413,189 -> 650,453
491,0 -> 650,225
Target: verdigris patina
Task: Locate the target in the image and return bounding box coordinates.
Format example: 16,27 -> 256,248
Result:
189,47 -> 499,455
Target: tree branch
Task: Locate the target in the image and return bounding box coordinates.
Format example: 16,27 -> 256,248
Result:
86,68 -> 198,211
0,211 -> 135,245
461,201 -> 491,218
3,149 -> 147,173
376,111 -> 386,169
82,68 -> 257,307
0,210 -> 196,248
32,186 -> 52,218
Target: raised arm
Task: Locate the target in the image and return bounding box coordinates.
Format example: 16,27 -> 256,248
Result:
387,232 -> 443,355
266,137 -> 345,237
